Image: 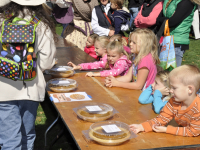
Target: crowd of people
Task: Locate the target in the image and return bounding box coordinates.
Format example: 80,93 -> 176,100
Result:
0,0 -> 200,149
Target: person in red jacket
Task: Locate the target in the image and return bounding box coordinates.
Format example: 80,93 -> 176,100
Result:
84,33 -> 99,60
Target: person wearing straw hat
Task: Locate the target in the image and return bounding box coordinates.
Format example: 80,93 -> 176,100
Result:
0,0 -> 56,149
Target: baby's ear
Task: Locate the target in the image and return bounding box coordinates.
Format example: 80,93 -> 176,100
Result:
188,85 -> 195,94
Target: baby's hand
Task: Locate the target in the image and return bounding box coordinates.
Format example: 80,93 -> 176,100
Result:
155,86 -> 169,96
129,124 -> 144,134
152,124 -> 167,133
67,62 -> 81,70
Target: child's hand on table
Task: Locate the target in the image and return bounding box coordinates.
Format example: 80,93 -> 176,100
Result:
155,86 -> 169,96
105,76 -> 119,87
129,124 -> 144,134
152,124 -> 167,133
67,62 -> 81,70
104,76 -> 112,87
85,72 -> 100,77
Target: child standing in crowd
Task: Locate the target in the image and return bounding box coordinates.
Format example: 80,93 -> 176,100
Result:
139,70 -> 171,114
110,34 -> 131,54
130,65 -> 200,137
84,33 -> 99,60
68,40 -> 132,77
105,28 -> 159,90
110,0 -> 131,35
0,0 -> 56,149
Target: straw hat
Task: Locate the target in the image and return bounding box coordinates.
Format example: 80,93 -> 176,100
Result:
0,0 -> 46,7
0,0 -> 11,7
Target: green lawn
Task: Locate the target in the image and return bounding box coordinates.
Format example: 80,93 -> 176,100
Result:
34,24 -> 200,149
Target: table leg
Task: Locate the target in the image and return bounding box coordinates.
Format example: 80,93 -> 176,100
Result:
44,115 -> 59,147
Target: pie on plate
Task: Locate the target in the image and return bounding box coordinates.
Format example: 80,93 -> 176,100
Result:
88,121 -> 131,146
76,103 -> 114,122
47,78 -> 77,93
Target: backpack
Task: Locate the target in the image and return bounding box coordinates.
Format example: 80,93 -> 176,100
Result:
0,15 -> 40,86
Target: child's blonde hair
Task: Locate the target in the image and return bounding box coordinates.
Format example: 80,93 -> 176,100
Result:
156,70 -> 171,100
107,41 -> 130,60
110,34 -> 128,46
110,0 -> 124,9
95,36 -> 110,49
105,41 -> 130,68
89,33 -> 99,44
129,28 -> 160,66
169,65 -> 200,92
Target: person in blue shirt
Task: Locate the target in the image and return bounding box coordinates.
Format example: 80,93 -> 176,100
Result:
139,70 -> 171,114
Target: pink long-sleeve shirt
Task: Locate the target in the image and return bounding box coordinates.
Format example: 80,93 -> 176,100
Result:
79,54 -> 132,77
134,1 -> 163,28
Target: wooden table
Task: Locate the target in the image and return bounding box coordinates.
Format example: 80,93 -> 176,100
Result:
45,39 -> 200,150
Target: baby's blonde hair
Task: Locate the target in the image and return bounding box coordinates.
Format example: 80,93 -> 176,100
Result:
95,36 -> 110,49
110,34 -> 128,46
156,70 -> 171,100
169,65 -> 200,92
130,28 -> 160,66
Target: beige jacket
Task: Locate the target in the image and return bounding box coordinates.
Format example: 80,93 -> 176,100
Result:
0,15 -> 56,102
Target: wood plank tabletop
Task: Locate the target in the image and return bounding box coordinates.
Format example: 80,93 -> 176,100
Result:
46,73 -> 200,150
45,38 -> 200,150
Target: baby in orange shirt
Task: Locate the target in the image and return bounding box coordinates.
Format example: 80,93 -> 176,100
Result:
130,65 -> 200,137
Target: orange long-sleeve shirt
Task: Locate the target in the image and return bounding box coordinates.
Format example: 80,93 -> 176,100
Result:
142,95 -> 200,137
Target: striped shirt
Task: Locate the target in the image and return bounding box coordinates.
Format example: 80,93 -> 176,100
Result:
142,95 -> 200,136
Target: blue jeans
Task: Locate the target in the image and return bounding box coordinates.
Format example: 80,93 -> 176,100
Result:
175,46 -> 185,67
0,100 -> 39,150
129,7 -> 139,27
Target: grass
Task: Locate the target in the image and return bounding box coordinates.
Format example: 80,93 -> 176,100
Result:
34,22 -> 200,149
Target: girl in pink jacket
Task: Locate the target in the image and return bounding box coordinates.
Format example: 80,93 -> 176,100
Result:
68,40 -> 132,77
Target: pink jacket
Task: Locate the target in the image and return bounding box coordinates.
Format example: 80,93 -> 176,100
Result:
79,54 -> 132,77
84,46 -> 98,60
134,2 -> 163,28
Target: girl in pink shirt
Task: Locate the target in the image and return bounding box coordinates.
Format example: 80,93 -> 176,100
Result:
105,28 -> 160,90
68,38 -> 132,77
68,36 -> 109,71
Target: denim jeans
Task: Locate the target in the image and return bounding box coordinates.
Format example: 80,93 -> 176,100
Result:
0,100 -> 39,150
129,7 -> 139,27
175,46 -> 185,67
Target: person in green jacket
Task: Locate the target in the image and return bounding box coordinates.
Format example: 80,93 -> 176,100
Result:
156,0 -> 199,66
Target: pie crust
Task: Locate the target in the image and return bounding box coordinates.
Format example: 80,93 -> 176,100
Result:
89,126 -> 131,146
47,78 -> 77,93
49,84 -> 76,93
50,70 -> 74,78
76,105 -> 113,122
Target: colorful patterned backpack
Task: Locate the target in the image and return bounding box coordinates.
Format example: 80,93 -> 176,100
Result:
0,16 -> 40,86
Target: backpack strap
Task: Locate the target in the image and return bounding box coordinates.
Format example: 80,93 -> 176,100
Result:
30,15 -> 40,25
